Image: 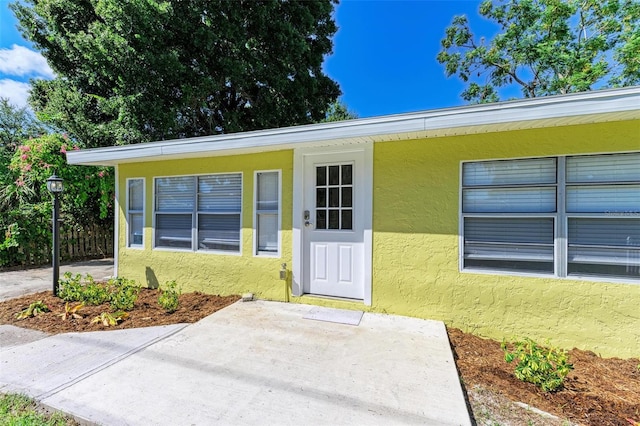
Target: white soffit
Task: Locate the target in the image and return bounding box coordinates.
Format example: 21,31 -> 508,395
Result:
67,86 -> 640,166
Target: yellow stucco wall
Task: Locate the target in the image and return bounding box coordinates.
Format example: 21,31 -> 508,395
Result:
369,120 -> 640,358
117,149 -> 294,302
116,120 -> 640,358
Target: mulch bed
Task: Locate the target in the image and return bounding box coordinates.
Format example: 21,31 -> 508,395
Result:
448,328 -> 640,425
0,289 -> 239,333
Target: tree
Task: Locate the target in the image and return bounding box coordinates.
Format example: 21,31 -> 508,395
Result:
0,98 -> 47,162
437,0 -> 640,103
11,0 -> 341,147
323,100 -> 358,122
0,133 -> 113,266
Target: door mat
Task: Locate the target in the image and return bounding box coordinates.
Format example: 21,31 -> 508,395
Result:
303,307 -> 363,326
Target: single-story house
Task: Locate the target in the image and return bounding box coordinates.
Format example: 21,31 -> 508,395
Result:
67,87 -> 640,358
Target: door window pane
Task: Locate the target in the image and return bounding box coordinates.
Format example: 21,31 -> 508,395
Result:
316,188 -> 326,208
328,209 -> 340,229
342,165 -> 352,185
342,187 -> 352,207
329,187 -> 340,207
342,210 -> 352,230
316,210 -> 326,230
329,165 -> 340,185
314,162 -> 354,231
316,166 -> 326,186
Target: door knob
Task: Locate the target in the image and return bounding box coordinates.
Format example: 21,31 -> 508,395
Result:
304,220 -> 313,227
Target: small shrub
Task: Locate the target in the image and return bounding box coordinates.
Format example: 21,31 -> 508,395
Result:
501,337 -> 573,392
108,277 -> 140,311
59,302 -> 85,321
91,311 -> 128,327
82,280 -> 110,306
158,280 -> 181,313
15,300 -> 49,319
57,272 -> 84,302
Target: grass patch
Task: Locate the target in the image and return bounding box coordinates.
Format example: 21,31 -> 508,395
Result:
0,393 -> 77,425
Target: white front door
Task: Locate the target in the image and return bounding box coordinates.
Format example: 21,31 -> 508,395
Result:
302,150 -> 366,299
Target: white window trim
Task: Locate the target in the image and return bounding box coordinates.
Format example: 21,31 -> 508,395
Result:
152,172 -> 243,256
459,152 -> 640,284
253,170 -> 281,257
126,177 -> 145,249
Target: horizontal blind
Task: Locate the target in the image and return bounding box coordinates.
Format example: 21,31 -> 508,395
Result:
568,218 -> 640,247
155,214 -> 192,249
567,152 -> 640,183
257,172 -> 278,211
465,217 -> 554,244
566,184 -> 640,213
128,179 -> 144,211
156,177 -> 195,212
464,218 -> 554,262
198,174 -> 241,212
198,214 -> 240,251
463,158 -> 556,186
463,187 -> 556,213
568,218 -> 640,275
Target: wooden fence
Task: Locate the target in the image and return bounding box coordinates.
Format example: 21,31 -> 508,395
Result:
9,224 -> 113,269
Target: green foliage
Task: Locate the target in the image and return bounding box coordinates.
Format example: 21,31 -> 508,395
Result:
15,300 -> 49,319
158,280 -> 181,313
438,0 -> 640,103
0,97 -> 47,163
82,280 -> 110,306
58,272 -> 85,302
323,100 -> 359,122
0,392 -> 72,425
502,337 -> 573,392
0,133 -> 113,267
108,277 -> 140,311
91,311 -> 128,327
11,0 -> 341,148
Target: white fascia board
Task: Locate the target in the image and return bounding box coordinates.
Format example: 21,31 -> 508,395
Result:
66,86 -> 640,166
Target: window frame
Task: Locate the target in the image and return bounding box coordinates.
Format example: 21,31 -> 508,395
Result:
459,152 -> 640,284
152,173 -> 243,255
253,170 -> 281,257
126,178 -> 145,249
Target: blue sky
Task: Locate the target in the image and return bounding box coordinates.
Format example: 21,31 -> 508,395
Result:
0,0 -> 498,118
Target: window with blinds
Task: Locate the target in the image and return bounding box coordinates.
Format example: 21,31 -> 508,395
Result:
127,179 -> 144,247
462,158 -> 557,274
154,173 -> 242,253
461,152 -> 640,281
255,171 -> 280,255
566,153 -> 640,278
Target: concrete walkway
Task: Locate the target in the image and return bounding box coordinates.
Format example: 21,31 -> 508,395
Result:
0,258 -> 115,302
1,299 -> 471,425
1,261 -> 471,424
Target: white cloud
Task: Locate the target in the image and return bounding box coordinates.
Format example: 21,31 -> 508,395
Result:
0,79 -> 31,108
0,44 -> 54,78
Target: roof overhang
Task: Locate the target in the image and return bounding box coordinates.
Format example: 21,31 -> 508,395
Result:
67,86 -> 640,166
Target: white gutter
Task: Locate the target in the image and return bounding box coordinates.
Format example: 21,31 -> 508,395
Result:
67,86 -> 640,166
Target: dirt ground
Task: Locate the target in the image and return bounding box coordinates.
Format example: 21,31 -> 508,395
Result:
1,290 -> 639,425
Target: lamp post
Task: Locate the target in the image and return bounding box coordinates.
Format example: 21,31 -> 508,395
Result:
46,175 -> 64,296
